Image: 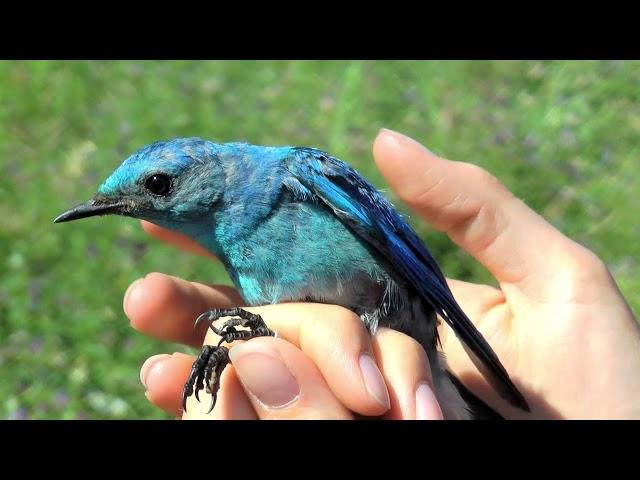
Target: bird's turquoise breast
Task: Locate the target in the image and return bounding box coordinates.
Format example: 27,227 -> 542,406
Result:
222,194 -> 390,309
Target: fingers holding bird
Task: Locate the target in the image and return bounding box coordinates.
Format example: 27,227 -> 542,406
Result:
134,203 -> 444,419
125,274 -> 442,419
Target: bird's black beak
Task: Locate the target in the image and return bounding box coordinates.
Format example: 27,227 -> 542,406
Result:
53,197 -> 125,223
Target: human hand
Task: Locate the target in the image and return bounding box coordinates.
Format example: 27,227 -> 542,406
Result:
125,128 -> 640,419
125,233 -> 442,419
373,128 -> 640,419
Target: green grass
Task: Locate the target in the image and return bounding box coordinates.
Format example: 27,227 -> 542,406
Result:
1,60 -> 638,419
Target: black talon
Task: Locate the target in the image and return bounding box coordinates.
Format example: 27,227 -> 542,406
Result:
182,389 -> 190,412
182,308 -> 276,414
194,310 -> 213,330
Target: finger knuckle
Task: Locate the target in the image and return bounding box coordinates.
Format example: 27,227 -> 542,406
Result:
571,244 -> 611,281
375,327 -> 428,363
317,304 -> 365,335
301,305 -> 368,352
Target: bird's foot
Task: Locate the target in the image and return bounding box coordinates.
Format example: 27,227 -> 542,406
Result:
182,308 -> 276,413
195,307 -> 276,345
182,344 -> 230,414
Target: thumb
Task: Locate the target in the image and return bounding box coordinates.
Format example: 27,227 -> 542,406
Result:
228,337 -> 354,420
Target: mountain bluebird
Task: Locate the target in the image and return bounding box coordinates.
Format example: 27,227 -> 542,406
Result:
55,138 -> 530,419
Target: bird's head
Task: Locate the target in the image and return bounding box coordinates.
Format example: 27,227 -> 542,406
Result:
54,138 -> 224,227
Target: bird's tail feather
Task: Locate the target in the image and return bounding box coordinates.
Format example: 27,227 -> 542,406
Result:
444,370 -> 505,420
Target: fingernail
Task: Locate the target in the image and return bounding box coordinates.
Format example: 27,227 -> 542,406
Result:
123,278 -> 142,317
140,354 -> 171,389
415,382 -> 443,420
229,343 -> 300,409
359,353 -> 391,410
379,128 -> 437,156
379,127 -> 402,137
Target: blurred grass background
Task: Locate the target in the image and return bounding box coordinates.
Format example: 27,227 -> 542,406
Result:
1,60 -> 638,419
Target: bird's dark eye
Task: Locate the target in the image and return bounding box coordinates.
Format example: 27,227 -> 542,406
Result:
144,174 -> 172,196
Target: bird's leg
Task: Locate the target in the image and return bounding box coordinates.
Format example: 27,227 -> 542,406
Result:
182,308 -> 275,413
182,345 -> 231,413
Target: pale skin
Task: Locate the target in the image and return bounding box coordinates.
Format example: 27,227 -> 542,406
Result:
124,129 -> 640,420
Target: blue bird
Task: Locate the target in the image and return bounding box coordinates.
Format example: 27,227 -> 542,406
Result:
55,138 -> 530,419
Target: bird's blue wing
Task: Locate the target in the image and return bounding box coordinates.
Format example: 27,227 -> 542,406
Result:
286,147 -> 529,411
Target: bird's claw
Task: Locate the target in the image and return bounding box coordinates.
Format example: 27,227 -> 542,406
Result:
182,345 -> 229,414
182,308 -> 276,415
194,310 -> 214,330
